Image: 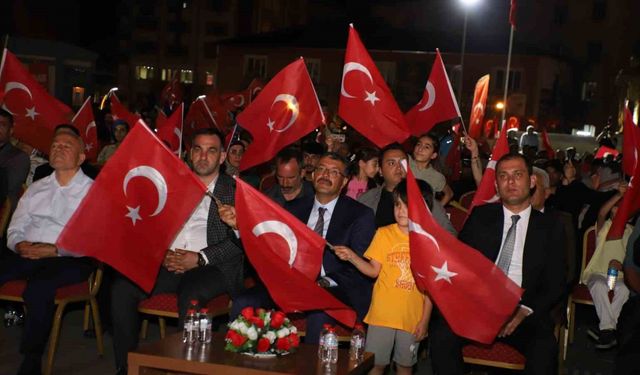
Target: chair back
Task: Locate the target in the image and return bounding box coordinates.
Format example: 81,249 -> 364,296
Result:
445,204 -> 468,233
0,197 -> 11,238
581,226 -> 597,273
459,190 -> 476,209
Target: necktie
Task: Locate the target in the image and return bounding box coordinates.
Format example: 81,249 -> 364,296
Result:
314,207 -> 327,237
497,214 -> 520,274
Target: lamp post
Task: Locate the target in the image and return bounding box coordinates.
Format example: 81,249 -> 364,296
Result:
458,0 -> 481,107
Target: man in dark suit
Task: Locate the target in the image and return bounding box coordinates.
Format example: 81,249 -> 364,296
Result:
430,153 -> 566,375
111,128 -> 244,375
230,152 -> 376,344
0,109 -> 29,213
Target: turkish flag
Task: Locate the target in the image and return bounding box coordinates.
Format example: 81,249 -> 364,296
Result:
183,96 -> 226,149
541,129 -> 555,159
204,93 -> 234,133
468,75 -> 490,139
445,124 -> 462,182
594,146 -> 620,160
71,97 -> 99,162
506,116 -> 520,131
469,127 -> 510,211
338,25 -> 410,147
235,178 -> 356,327
607,157 -> 640,240
57,121 -> 206,292
245,78 -> 264,103
237,58 -> 324,171
156,102 -> 183,154
509,0 -> 517,29
484,119 -> 495,139
0,49 -> 73,153
622,108 -> 640,177
110,94 -> 141,127
222,92 -> 247,111
406,50 -> 461,136
406,168 -> 522,344
160,73 -> 183,112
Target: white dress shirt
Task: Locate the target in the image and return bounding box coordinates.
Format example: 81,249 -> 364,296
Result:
7,169 -> 93,257
496,205 -> 531,287
169,178 -> 216,262
306,196 -> 339,284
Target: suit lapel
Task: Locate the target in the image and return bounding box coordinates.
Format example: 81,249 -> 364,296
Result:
325,196 -> 345,244
521,210 -> 540,290
489,205 -> 505,262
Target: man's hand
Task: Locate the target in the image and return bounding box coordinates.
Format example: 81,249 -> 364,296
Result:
498,306 -> 530,337
16,242 -> 57,259
218,203 -> 237,230
171,250 -> 199,273
609,259 -> 623,271
163,250 -> 179,272
463,136 -> 479,158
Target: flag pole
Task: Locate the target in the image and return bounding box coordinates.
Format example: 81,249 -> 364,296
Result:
178,103 -> 184,157
0,35 -> 9,83
225,123 -> 239,153
500,25 -> 515,131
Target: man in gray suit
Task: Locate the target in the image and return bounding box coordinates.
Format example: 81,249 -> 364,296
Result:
111,128 -> 244,374
0,109 -> 29,213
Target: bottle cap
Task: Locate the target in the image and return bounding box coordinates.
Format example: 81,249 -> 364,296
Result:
200,308 -> 209,313
187,309 -> 196,314
190,299 -> 198,305
328,327 -> 336,332
323,323 -> 332,329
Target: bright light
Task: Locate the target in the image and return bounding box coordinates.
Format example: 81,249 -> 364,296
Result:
495,102 -> 504,110
460,0 -> 481,7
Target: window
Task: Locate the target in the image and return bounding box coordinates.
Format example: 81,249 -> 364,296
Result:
305,58 -> 321,84
205,72 -> 215,86
161,68 -> 176,81
494,69 -> 522,92
587,41 -> 603,63
592,0 -> 606,21
135,65 -> 155,80
582,81 -> 597,101
244,55 -> 267,78
374,61 -> 396,88
180,69 -> 193,84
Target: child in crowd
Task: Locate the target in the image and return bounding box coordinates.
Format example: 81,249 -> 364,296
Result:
346,147 -> 380,199
409,133 -> 453,205
334,179 -> 432,375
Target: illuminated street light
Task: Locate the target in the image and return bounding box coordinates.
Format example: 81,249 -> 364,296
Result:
495,102 -> 505,110
458,0 -> 482,106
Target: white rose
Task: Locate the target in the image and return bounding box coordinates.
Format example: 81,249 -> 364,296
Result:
239,323 -> 249,335
277,327 -> 290,338
229,321 -> 239,331
265,331 -> 277,344
264,312 -> 271,325
247,326 -> 258,340
289,326 -> 297,334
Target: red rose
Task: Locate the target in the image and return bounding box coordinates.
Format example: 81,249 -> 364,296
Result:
257,338 -> 271,352
270,311 -> 286,329
225,330 -> 234,340
289,333 -> 300,348
276,337 -> 291,351
249,316 -> 265,328
231,332 -> 247,347
241,307 -> 255,320
256,308 -> 266,317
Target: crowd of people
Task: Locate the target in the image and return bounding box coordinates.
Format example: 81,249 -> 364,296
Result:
2,103 -> 640,375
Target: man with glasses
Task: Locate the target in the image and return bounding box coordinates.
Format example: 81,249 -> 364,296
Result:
230,152 -> 376,344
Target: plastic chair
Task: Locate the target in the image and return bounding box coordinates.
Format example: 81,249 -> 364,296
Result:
567,225 -> 597,344
0,266 -> 104,375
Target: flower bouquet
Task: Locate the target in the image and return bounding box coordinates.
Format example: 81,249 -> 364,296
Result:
225,307 -> 300,356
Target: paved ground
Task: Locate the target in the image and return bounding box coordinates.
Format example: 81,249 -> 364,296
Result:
0,303 -> 617,375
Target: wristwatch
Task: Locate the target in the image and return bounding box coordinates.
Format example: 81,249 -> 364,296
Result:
197,252 -> 207,267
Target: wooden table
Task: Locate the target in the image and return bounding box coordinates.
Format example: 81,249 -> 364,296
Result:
128,332 -> 374,375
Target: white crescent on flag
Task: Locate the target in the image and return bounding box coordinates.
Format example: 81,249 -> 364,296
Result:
2,81 -> 34,115
252,220 -> 298,267
340,62 -> 374,99
267,94 -> 299,133
123,166 -> 169,225
417,81 -> 436,112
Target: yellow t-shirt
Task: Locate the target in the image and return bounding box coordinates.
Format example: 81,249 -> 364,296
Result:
363,224 -> 425,333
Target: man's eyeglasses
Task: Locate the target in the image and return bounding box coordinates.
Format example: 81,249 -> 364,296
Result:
314,166 -> 346,178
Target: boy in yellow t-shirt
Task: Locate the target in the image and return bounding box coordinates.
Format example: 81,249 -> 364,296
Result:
335,179 -> 432,375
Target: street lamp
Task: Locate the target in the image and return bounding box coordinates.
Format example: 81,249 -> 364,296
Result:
458,0 -> 481,107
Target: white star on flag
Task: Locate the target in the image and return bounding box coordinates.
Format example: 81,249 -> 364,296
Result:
25,106 -> 39,120
266,118 -> 276,132
126,206 -> 142,225
85,143 -> 93,151
432,261 -> 458,283
364,90 -> 380,106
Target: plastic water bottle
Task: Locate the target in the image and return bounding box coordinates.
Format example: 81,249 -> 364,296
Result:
349,324 -> 365,362
607,266 -> 618,290
318,323 -> 332,359
183,309 -> 197,343
199,308 -> 212,343
324,328 -> 339,365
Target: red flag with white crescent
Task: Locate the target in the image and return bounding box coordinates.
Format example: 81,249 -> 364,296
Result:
57,121 -> 206,292
71,96 -> 99,162
469,127 -> 510,212
468,75 -> 490,139
110,94 -> 141,127
407,168 -> 522,344
0,49 -> 73,153
405,50 -> 461,136
237,58 -> 324,171
509,0 -> 517,29
541,129 -> 555,159
338,24 -> 410,147
235,177 -> 356,327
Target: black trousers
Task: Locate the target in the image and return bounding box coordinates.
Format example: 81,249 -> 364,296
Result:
111,264 -> 229,369
0,253 -> 94,371
615,295 -> 640,375
429,308 -> 558,375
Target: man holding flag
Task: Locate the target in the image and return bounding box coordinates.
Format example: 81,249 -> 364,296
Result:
110,128 -> 244,374
430,153 -> 566,375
